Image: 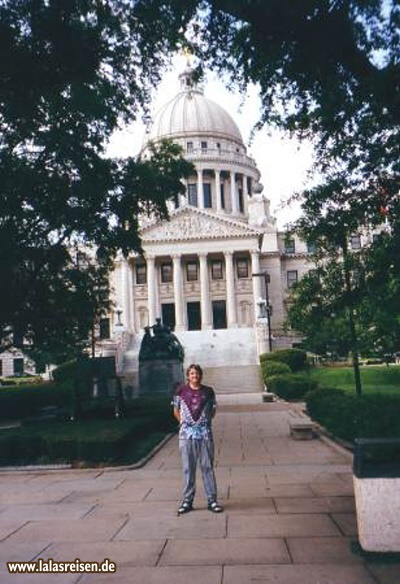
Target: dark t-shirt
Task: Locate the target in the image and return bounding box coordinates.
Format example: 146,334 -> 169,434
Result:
173,384 -> 216,439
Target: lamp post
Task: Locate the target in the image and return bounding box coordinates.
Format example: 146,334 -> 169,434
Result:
114,306 -> 125,334
252,271 -> 273,352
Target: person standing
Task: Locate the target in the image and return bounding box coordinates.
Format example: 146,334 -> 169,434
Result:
172,363 -> 223,515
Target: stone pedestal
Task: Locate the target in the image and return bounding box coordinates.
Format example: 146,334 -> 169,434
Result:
139,359 -> 184,394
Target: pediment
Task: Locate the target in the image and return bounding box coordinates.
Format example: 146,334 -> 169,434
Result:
141,208 -> 261,243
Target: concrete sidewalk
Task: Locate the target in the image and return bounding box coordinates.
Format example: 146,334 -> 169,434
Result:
0,393 -> 398,583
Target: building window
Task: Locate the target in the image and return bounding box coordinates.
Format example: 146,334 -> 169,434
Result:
238,188 -> 244,213
285,238 -> 296,254
220,184 -> 225,209
161,263 -> 173,283
216,142 -> 221,152
186,262 -> 198,281
136,264 -> 147,284
287,270 -> 298,288
186,141 -> 193,153
201,141 -> 207,152
372,233 -> 381,243
211,260 -> 223,280
237,258 -> 249,279
203,183 -> 212,208
13,358 -> 24,375
99,318 -> 110,339
247,177 -> 252,196
350,234 -> 361,249
188,183 -> 198,207
307,241 -> 317,253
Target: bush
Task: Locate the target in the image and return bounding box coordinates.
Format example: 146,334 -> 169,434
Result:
0,383 -> 72,421
261,361 -> 291,385
0,394 -> 176,466
305,386 -> 400,442
52,360 -> 79,384
267,373 -> 318,401
260,348 -> 308,372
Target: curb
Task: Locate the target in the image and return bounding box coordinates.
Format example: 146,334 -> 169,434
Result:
0,433 -> 175,475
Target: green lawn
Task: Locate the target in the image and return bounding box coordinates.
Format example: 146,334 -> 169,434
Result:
309,365 -> 400,395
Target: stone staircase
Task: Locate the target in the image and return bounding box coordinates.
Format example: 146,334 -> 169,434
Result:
120,327 -> 262,394
202,364 -> 263,394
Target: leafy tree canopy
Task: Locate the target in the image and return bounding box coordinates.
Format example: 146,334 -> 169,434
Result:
0,0 -> 195,358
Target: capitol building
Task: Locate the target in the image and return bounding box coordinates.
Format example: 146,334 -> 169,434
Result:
104,67 -> 312,393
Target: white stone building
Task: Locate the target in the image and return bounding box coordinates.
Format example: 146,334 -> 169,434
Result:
104,67 -> 312,392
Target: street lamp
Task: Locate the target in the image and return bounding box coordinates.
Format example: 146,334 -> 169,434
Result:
252,271 -> 273,352
114,306 -> 125,333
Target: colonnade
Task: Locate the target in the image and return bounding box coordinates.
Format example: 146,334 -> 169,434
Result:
182,168 -> 252,214
121,250 -> 263,332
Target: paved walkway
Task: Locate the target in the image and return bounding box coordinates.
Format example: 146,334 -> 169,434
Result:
0,393 -> 399,583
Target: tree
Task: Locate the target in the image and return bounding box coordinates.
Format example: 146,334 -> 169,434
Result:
0,1 -> 194,360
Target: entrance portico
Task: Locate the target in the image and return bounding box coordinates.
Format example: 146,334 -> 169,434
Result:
126,207 -> 263,334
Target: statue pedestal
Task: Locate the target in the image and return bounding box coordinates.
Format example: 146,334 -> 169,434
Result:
139,359 -> 184,394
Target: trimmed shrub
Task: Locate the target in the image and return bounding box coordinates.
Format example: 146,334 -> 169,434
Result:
267,373 -> 318,400
259,348 -> 308,372
305,386 -> 400,442
0,383 -> 72,421
261,361 -> 291,385
52,360 -> 79,384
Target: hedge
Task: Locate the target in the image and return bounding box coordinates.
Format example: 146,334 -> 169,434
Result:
266,373 -> 318,400
305,387 -> 400,442
259,348 -> 308,372
261,361 -> 291,385
0,394 -> 176,465
0,383 -> 72,421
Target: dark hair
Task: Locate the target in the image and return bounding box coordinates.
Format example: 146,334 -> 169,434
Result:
186,363 -> 203,379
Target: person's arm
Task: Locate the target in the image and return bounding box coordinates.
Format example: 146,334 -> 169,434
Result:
211,388 -> 217,419
173,407 -> 181,423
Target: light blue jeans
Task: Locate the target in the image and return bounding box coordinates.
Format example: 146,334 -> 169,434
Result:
179,438 -> 217,504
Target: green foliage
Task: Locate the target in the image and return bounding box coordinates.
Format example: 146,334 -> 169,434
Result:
261,360 -> 291,384
51,360 -> 79,384
260,348 -> 308,372
267,373 -> 318,401
0,393 -> 175,465
0,1 -> 194,360
306,386 -> 400,442
0,383 -> 71,421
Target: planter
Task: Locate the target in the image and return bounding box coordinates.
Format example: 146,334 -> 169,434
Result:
353,438 -> 400,552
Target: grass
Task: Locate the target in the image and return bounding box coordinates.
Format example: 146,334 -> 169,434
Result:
309,364 -> 400,395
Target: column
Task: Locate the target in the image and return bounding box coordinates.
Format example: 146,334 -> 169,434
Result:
121,258 -> 133,331
180,178 -> 187,207
197,168 -> 204,209
172,254 -> 185,331
224,251 -> 238,327
251,251 -> 263,321
215,170 -> 222,212
146,255 -> 157,326
230,171 -> 238,214
199,253 -> 212,329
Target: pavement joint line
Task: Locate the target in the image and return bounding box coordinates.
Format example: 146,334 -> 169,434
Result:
1,520 -> 30,542
155,539 -> 169,566
109,515 -> 130,542
81,503 -> 98,519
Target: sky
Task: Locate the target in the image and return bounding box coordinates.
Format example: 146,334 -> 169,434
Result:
106,57 -> 316,229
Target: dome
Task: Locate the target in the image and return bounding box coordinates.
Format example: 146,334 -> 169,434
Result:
147,67 -> 244,146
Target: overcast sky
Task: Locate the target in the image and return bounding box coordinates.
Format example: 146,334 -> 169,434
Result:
107,57 -> 316,229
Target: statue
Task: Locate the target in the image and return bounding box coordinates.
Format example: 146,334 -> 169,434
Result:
138,319 -> 185,394
139,318 -> 184,362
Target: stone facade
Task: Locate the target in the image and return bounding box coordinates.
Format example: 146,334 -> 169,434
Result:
101,67 -> 313,388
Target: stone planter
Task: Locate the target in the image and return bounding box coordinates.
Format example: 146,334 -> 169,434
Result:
353,438 -> 400,552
